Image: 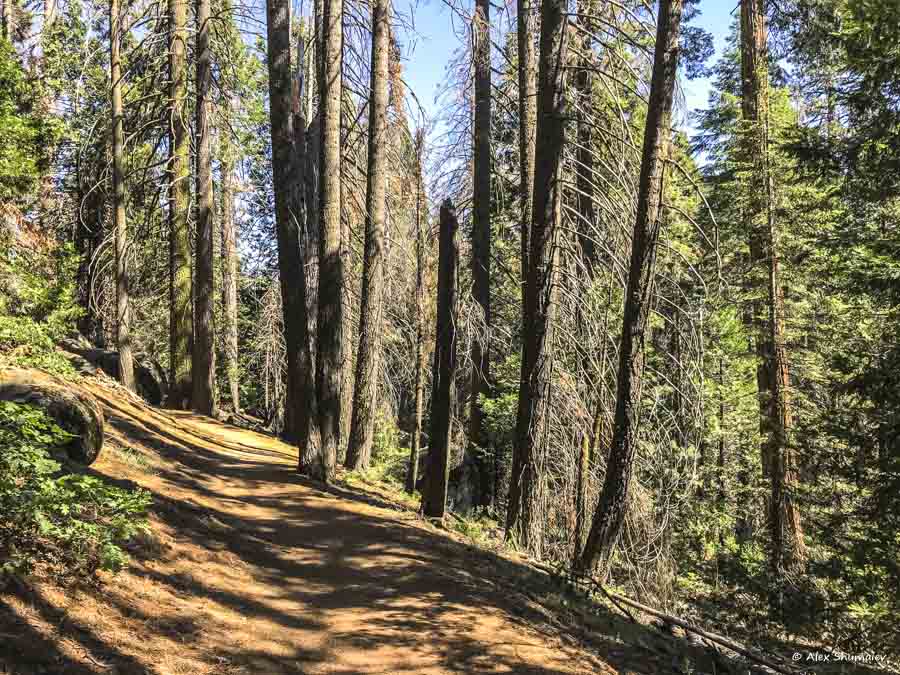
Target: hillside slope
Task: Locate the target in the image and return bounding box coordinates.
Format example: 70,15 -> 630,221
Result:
1,376 -> 622,674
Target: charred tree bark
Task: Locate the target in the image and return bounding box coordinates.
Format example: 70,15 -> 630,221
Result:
346,0 -> 391,470
110,0 -> 134,393
406,131 -> 427,494
422,201 -> 460,519
739,0 -> 806,579
314,0 -> 345,483
220,118 -> 240,412
506,0 -> 568,554
577,0 -> 684,575
193,0 -> 216,416
167,0 -> 193,410
466,0 -> 492,506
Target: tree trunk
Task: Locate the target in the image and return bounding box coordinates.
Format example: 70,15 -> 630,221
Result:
717,355 -> 726,546
422,200 -> 460,519
346,0 -> 391,470
193,0 -> 216,416
406,131 -> 427,494
314,0 -> 344,483
220,114 -> 240,412
466,0 -> 492,506
506,0 -> 568,555
291,20 -> 320,471
516,0 -> 537,292
110,0 -> 135,393
167,0 -> 193,410
577,0 -> 684,575
265,0 -> 316,460
571,0 -> 597,560
739,0 -> 806,580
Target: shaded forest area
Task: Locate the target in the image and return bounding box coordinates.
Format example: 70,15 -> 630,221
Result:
1,0 -> 898,665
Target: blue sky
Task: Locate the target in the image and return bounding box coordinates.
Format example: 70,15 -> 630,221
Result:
397,0 -> 738,133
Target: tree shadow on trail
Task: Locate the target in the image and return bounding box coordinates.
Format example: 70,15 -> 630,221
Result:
0,585 -> 151,674
4,390 -> 892,675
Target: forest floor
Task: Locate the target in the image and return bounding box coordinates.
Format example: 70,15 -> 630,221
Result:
0,374 -> 892,675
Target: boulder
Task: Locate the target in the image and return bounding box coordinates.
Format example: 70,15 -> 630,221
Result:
0,368 -> 104,465
58,339 -> 168,406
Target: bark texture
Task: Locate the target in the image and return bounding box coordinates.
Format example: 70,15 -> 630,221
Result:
288,21 -> 319,471
577,0 -> 684,574
346,0 -> 391,470
265,0 -> 316,463
314,0 -> 345,482
2,0 -> 14,40
167,0 -> 193,410
422,201 -> 460,519
506,0 -> 568,555
110,0 -> 135,393
193,0 -> 216,416
517,0 -> 538,289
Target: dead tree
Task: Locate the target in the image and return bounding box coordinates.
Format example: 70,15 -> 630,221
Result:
422,200 -> 460,518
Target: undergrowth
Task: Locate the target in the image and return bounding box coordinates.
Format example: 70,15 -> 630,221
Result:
0,225 -> 80,375
0,402 -> 151,584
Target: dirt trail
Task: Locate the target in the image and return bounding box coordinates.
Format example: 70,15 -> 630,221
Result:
0,378 -> 615,674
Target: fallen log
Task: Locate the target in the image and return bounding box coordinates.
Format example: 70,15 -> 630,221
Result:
0,368 -> 104,465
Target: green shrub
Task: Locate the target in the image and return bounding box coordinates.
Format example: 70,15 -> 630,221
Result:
0,402 -> 151,582
0,226 -> 81,375
354,415 -> 411,486
0,315 -> 76,374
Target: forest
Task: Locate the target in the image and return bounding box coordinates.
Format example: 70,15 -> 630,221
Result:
0,0 -> 898,671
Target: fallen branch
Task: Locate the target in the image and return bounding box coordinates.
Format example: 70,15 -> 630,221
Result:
603,592 -> 797,674
528,561 -> 797,675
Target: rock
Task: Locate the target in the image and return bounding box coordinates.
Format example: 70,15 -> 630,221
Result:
0,368 -> 104,465
58,342 -> 168,406
447,453 -> 480,515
